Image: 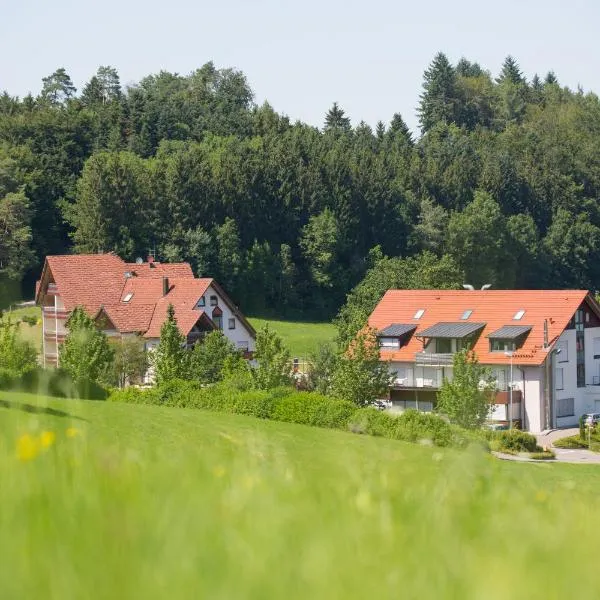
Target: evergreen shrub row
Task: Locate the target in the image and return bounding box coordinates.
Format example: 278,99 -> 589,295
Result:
109,381 -> 469,448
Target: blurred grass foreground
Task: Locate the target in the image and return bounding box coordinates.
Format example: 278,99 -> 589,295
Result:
1,390 -> 600,599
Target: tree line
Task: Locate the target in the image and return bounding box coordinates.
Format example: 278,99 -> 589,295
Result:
2,54 -> 600,317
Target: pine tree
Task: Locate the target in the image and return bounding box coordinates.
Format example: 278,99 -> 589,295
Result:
456,58 -> 484,78
324,102 -> 351,133
152,304 -> 188,384
40,68 -> 77,105
496,56 -> 525,85
375,120 -> 386,140
418,52 -> 457,133
544,71 -> 558,85
530,74 -> 544,104
388,113 -> 413,143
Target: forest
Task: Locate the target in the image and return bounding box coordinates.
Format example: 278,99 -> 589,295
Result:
1,53 -> 600,318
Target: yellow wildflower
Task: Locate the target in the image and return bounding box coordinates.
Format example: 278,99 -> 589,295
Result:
40,431 -> 56,449
16,434 -> 39,462
65,427 -> 79,438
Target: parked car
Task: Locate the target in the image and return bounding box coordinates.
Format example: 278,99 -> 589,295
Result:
582,413 -> 600,426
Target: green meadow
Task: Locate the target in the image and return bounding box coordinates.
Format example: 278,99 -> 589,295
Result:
2,390 -> 600,599
248,318 -> 336,357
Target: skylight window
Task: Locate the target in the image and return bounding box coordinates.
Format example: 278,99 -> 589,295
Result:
513,310 -> 525,320
413,309 -> 425,320
123,293 -> 133,303
461,309 -> 473,320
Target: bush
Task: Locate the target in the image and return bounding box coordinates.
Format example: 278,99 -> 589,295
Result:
108,387 -> 151,405
392,410 -> 456,447
20,315 -> 38,327
233,390 -> 276,419
9,367 -> 109,400
349,407 -> 396,436
272,392 -> 356,429
530,451 -> 556,460
491,429 -> 539,454
553,435 -> 588,449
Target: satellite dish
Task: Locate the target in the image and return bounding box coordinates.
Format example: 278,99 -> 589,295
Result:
135,257 -> 143,264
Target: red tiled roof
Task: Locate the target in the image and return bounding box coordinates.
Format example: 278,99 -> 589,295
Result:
43,254 -> 130,313
100,304 -> 156,333
36,254 -> 253,340
368,290 -> 595,366
124,262 -> 194,278
144,278 -> 214,338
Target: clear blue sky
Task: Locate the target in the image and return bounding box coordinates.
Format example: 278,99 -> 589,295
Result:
2,0 -> 599,132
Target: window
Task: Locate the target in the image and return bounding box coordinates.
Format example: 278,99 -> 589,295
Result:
237,341 -> 249,351
513,310 -> 525,320
379,337 -> 400,349
490,339 -> 516,352
394,367 -> 407,385
122,293 -> 133,303
556,340 -> 568,362
213,315 -> 223,330
436,338 -> 452,353
196,296 -> 206,308
491,368 -> 507,391
556,398 -> 575,418
228,318 -> 236,330
555,368 -> 564,390
210,295 -> 218,306
576,309 -> 585,387
594,337 -> 600,359
460,309 -> 473,320
413,309 -> 425,320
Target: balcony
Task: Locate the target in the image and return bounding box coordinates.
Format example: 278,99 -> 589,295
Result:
414,352 -> 454,367
42,307 -> 70,319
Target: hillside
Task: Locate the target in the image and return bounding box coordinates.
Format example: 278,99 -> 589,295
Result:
1,391 -> 600,598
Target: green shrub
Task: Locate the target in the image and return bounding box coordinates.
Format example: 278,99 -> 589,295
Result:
20,315 -> 38,326
349,407 -> 396,437
108,387 -> 151,404
393,409 -> 455,447
9,367 -> 109,400
530,451 -> 555,460
553,435 -> 587,449
233,390 -> 276,419
491,429 -> 539,454
272,392 -> 355,429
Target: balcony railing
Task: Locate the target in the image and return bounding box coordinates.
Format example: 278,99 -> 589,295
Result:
414,352 -> 454,367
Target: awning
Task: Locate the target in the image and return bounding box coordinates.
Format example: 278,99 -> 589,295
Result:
416,322 -> 486,339
487,325 -> 532,340
378,324 -> 417,337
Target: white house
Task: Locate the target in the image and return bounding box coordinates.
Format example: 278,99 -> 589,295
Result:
368,289 -> 600,432
35,254 -> 256,379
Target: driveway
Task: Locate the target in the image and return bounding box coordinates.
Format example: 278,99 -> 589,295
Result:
494,427 -> 600,464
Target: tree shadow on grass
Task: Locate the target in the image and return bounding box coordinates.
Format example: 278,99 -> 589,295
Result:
0,399 -> 88,421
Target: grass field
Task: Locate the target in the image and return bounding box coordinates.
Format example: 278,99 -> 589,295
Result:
2,390 -> 600,598
1,304 -> 42,348
249,317 -> 336,357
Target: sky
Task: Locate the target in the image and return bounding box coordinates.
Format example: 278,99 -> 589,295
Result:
1,0 -> 599,133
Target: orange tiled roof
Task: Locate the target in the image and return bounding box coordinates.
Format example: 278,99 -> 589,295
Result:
368,290 -> 596,366
101,304 -> 156,333
144,278 -> 213,338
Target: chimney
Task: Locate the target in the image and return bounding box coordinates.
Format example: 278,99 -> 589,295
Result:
543,319 -> 549,348
162,276 -> 169,296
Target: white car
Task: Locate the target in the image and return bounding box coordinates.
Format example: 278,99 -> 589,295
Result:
583,413 -> 600,426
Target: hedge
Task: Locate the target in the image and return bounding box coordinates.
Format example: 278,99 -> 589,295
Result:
109,382 -> 468,448
489,429 -> 539,454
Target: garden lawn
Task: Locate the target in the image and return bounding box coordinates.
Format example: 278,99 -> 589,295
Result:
2,390 -> 600,599
248,317 -> 335,357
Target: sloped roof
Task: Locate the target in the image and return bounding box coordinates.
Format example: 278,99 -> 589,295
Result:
144,278 -> 214,338
368,290 -> 595,366
487,325 -> 532,340
378,324 -> 417,337
416,322 -> 486,339
100,304 -> 156,334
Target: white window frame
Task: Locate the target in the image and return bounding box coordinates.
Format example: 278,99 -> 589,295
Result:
557,340 -> 569,363
228,318 -> 236,330
555,368 -> 564,390
123,293 -> 133,303
379,337 -> 400,349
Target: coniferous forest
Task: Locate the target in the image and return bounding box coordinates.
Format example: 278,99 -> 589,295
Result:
2,53 -> 600,317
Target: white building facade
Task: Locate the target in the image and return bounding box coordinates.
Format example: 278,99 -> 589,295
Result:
369,290 -> 600,433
